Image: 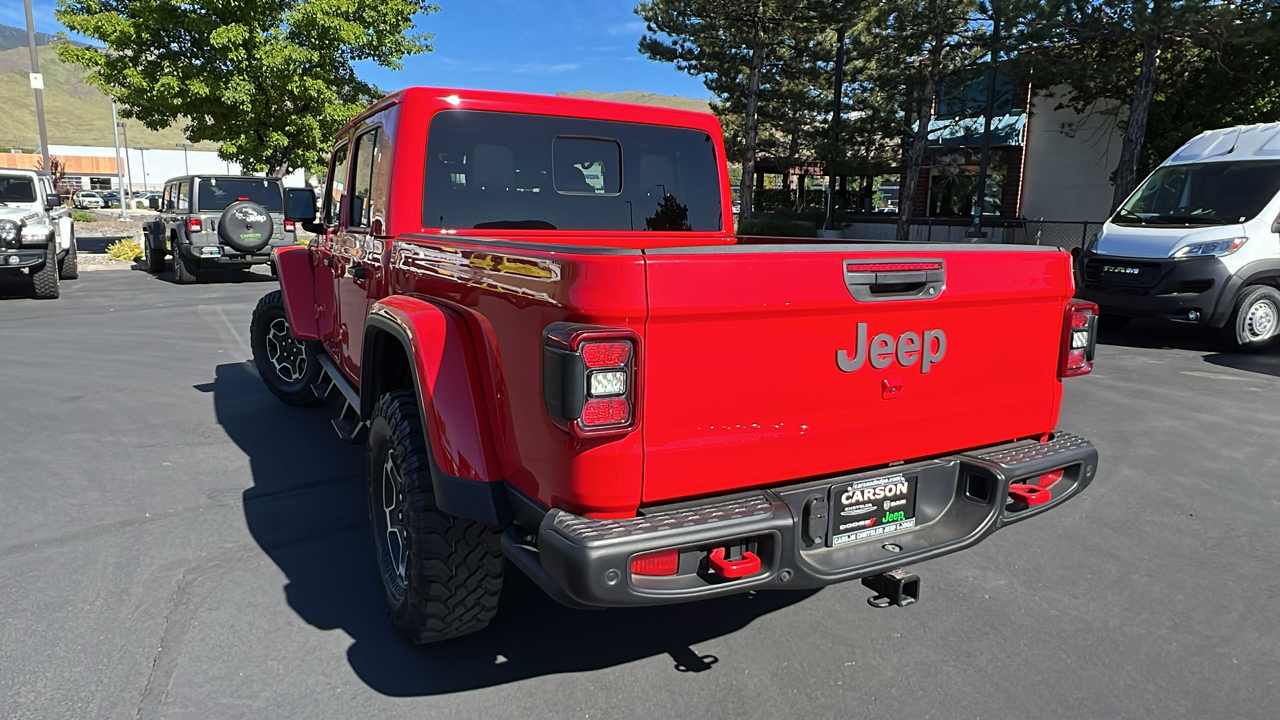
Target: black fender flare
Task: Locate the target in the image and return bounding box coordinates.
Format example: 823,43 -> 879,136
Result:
1209,259 -> 1280,327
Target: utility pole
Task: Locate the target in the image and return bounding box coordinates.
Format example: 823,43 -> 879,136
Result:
176,143 -> 194,174
111,100 -> 129,218
23,0 -> 51,175
967,11 -> 1002,240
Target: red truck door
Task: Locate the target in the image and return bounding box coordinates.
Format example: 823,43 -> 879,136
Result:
312,139 -> 349,355
330,125 -> 387,379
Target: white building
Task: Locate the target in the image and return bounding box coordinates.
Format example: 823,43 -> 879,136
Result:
1,145 -> 307,193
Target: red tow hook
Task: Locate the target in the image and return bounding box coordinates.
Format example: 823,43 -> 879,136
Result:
1008,483 -> 1052,506
707,547 -> 762,579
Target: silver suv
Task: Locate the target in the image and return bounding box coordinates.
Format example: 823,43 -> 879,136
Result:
0,168 -> 78,299
143,175 -> 296,283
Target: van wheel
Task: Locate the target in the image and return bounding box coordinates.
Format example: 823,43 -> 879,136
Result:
250,290 -> 324,406
1226,285 -> 1280,352
367,390 -> 504,644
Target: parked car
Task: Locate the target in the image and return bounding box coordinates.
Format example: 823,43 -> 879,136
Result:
72,191 -> 104,209
0,168 -> 78,298
1079,122 -> 1280,350
101,190 -> 133,208
141,175 -> 297,283
253,87 -> 1101,644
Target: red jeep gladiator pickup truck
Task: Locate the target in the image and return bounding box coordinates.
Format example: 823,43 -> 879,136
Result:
252,87 -> 1101,643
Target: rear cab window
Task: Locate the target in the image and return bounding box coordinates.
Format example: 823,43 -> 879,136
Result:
197,178 -> 283,213
421,110 -> 722,232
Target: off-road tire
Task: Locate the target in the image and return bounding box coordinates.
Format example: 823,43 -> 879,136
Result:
30,242 -> 60,299
250,290 -> 324,406
172,247 -> 199,284
58,233 -> 79,280
143,229 -> 165,274
367,390 -> 504,644
1225,285 -> 1280,352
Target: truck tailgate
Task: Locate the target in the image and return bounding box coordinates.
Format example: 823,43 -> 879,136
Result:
640,243 -> 1073,504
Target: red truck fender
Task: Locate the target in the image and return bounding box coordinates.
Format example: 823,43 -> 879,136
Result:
361,295 -> 509,524
272,246 -> 319,340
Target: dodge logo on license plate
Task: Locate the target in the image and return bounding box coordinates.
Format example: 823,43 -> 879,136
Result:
828,473 -> 918,546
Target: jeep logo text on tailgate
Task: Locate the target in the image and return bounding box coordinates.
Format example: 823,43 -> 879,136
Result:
837,323 -> 946,373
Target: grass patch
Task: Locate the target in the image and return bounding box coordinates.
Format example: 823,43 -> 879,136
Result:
106,238 -> 144,262
71,210 -> 97,222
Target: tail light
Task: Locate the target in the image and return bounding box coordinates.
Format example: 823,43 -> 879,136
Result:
1060,300 -> 1098,378
187,217 -> 203,233
630,548 -> 679,577
543,323 -> 639,438
284,220 -> 296,233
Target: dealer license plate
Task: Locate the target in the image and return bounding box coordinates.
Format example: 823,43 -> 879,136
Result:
828,473 -> 918,547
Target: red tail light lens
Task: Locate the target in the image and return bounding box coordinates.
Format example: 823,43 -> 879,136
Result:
582,341 -> 631,368
1060,301 -> 1098,378
187,218 -> 203,233
581,397 -> 630,427
631,548 -> 680,576
284,220 -> 296,232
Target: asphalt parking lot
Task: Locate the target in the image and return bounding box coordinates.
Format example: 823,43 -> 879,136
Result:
2,269 -> 1278,719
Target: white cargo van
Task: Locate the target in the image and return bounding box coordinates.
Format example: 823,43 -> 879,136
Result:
1077,123 -> 1280,350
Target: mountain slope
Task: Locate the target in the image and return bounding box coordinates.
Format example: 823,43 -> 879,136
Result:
0,44 -> 211,150
555,90 -> 712,114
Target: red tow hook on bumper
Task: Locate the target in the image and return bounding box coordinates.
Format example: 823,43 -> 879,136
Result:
1008,483 -> 1052,506
707,547 -> 762,579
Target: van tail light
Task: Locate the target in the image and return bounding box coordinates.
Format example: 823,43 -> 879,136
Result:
1060,300 -> 1098,378
284,220 -> 296,233
631,548 -> 679,577
543,323 -> 640,438
187,217 -> 203,233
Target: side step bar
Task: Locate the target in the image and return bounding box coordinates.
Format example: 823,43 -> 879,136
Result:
314,353 -> 367,445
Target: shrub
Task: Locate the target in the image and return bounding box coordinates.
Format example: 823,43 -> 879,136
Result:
294,236 -> 311,247
71,210 -> 97,222
106,238 -> 144,262
737,214 -> 818,238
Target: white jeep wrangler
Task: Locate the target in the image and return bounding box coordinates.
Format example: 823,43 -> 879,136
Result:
0,169 -> 77,299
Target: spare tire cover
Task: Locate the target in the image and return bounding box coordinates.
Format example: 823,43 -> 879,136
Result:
218,201 -> 274,253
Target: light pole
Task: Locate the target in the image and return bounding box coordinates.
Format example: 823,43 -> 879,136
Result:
110,100 -> 128,219
176,143 -> 194,174
135,147 -> 148,192
117,121 -> 133,199
22,0 -> 51,174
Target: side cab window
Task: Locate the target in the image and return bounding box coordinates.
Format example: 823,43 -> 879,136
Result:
177,181 -> 190,212
162,184 -> 172,212
348,128 -> 380,230
324,142 -> 351,226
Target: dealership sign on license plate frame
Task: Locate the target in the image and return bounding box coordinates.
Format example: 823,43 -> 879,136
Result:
828,473 -> 918,546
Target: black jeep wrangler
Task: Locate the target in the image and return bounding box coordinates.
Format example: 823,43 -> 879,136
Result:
143,175 -> 297,283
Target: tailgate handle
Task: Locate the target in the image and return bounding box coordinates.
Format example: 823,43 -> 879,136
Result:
845,259 -> 945,302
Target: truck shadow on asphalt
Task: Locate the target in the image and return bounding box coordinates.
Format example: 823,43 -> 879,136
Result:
145,263 -> 277,285
1096,318 -> 1222,352
212,361 -> 816,696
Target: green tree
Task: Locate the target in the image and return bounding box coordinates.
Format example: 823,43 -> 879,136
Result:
637,0 -> 820,218
55,0 -> 438,176
1040,0 -> 1248,209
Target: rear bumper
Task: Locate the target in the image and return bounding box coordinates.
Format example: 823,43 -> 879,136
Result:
504,432 -> 1098,608
1076,252 -> 1231,324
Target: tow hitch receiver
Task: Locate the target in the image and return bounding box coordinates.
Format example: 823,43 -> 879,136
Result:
862,570 -> 921,608
707,546 -> 762,579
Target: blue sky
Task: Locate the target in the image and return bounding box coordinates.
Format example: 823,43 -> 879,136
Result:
6,0 -> 711,99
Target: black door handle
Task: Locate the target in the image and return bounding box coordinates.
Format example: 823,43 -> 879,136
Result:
323,256 -> 334,268
350,266 -> 366,280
